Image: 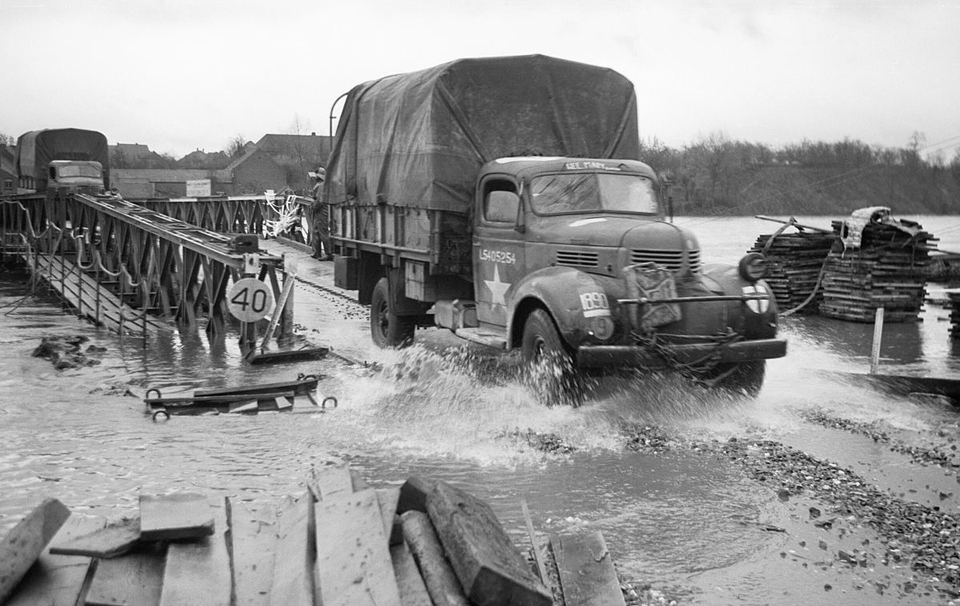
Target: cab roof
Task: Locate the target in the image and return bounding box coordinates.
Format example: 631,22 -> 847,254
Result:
481,157 -> 659,182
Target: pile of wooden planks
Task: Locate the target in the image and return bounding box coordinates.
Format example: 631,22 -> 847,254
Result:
748,231 -> 836,313
948,290 -> 960,340
820,219 -> 934,323
1,464 -> 625,605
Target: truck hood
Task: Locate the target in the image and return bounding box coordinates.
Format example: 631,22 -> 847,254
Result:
531,215 -> 693,250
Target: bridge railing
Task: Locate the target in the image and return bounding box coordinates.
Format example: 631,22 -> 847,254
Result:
1,191 -> 292,345
132,193 -> 316,249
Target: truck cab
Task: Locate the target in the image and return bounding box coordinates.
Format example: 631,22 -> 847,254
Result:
47,160 -> 105,194
425,156 -> 785,395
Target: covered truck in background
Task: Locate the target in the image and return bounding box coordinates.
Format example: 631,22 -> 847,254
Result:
326,55 -> 785,398
15,128 -> 109,195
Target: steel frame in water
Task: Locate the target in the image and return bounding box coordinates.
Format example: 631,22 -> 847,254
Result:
1,192 -> 293,346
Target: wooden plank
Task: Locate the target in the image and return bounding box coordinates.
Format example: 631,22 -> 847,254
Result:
520,499 -> 548,586
377,488 -> 403,546
307,461 -> 355,502
400,510 -> 469,606
350,469 -> 369,492
0,497 -> 71,603
5,514 -> 105,606
552,531 -> 625,606
268,492 -> 314,606
86,544 -> 166,606
159,497 -> 231,606
315,488 -> 400,606
228,499 -> 278,606
426,481 -> 552,606
390,541 -> 432,606
50,516 -> 140,558
139,493 -> 214,541
397,476 -> 435,515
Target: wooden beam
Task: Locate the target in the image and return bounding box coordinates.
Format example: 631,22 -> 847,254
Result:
139,493 -> 214,541
377,488 -> 402,546
159,497 -> 231,606
268,493 -> 314,606
0,497 -> 71,603
50,516 -> 141,559
314,488 -> 400,606
307,461 -> 355,502
397,475 -> 435,515
5,514 -> 104,606
390,541 -> 432,606
551,531 -> 625,606
400,510 -> 469,606
228,499 -> 278,606
427,481 -> 551,606
86,544 -> 166,606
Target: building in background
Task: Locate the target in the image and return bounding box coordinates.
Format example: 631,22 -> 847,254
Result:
108,133 -> 332,198
0,145 -> 16,194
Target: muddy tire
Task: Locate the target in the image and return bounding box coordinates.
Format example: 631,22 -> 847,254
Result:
521,309 -> 582,406
370,277 -> 415,348
711,361 -> 766,397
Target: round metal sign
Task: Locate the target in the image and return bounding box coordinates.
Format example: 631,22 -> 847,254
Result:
227,278 -> 274,322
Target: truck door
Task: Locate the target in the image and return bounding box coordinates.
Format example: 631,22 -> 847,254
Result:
473,177 -> 526,327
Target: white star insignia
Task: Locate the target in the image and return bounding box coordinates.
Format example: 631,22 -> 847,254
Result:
484,264 -> 511,306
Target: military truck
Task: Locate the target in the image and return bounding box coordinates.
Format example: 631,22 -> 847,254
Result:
326,55 -> 786,395
15,128 -> 109,195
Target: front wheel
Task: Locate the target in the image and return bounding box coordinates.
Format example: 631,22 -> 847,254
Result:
521,309 -> 582,406
707,361 -> 766,397
370,277 -> 415,348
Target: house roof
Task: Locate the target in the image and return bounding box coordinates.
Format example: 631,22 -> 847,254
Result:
111,143 -> 161,161
255,133 -> 333,161
0,145 -> 15,175
225,147 -> 278,172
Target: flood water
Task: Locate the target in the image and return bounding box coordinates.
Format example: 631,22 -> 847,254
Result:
2,214 -> 960,604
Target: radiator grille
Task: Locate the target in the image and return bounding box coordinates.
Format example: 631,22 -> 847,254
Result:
630,248 -> 700,273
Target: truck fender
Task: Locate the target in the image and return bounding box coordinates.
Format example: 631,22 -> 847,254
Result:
505,266 -> 611,350
701,263 -> 779,338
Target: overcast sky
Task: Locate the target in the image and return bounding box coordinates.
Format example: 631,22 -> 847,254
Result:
3,0 -> 959,160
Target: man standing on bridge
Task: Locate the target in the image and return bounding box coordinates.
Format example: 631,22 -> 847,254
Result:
309,167 -> 331,260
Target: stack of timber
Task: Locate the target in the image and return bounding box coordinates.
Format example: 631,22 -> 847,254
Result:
748,230 -> 836,313
948,290 -> 960,339
820,217 -> 934,323
1,463 -> 626,605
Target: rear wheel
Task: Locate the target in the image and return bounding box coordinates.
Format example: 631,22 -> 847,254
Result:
370,277 -> 415,348
521,309 -> 582,406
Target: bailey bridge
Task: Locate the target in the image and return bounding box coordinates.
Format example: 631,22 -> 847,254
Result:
0,191 -> 318,357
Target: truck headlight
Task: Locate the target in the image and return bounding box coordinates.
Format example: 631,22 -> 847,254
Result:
738,252 -> 768,282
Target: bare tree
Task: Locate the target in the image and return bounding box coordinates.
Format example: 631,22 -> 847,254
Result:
226,135 -> 247,158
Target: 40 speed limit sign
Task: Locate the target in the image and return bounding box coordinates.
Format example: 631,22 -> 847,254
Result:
227,278 -> 274,322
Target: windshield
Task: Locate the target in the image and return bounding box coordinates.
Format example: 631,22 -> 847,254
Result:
529,173 -> 659,215
57,164 -> 102,179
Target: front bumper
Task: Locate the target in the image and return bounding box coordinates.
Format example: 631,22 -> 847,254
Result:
576,337 -> 787,370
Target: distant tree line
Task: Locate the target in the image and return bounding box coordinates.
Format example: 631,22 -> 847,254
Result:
640,132 -> 960,215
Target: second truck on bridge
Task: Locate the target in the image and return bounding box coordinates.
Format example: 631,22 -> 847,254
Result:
325,55 -> 786,397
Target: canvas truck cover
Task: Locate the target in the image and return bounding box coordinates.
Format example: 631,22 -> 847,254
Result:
326,55 -> 641,213
16,128 -> 110,186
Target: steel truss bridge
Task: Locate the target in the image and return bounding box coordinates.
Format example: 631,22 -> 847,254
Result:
0,192 -> 315,352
